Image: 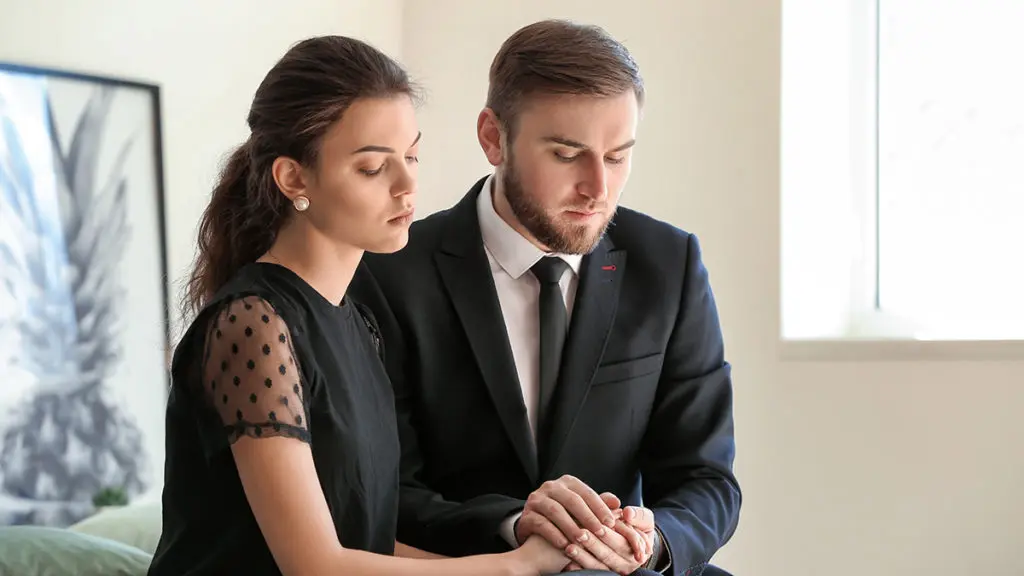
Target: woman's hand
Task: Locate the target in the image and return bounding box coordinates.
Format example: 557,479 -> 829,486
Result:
508,534 -> 573,575
561,521 -> 649,575
561,507 -> 656,574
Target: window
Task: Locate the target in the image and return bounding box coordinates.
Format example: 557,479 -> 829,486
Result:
781,0 -> 1024,343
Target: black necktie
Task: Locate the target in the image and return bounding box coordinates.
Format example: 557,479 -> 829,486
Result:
531,257 -> 569,439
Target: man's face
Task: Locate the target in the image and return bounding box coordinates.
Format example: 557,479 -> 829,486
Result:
500,91 -> 639,254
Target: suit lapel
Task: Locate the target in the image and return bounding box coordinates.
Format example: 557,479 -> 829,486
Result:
540,237 -> 626,475
434,179 -> 539,483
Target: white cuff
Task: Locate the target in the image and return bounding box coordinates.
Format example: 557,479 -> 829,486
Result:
499,511 -> 523,548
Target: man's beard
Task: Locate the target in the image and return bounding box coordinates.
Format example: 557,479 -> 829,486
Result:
502,154 -> 613,255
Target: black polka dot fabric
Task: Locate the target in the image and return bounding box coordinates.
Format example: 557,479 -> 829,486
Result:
150,262 -> 400,573
201,297 -> 308,444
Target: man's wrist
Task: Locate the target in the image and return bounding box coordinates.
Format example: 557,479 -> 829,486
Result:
499,510 -> 524,549
644,525 -> 672,572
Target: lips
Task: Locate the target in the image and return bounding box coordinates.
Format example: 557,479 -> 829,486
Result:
565,205 -> 602,216
388,208 -> 414,222
565,207 -> 602,219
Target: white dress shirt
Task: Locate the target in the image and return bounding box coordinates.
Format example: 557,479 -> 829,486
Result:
477,176 -> 669,571
476,174 -> 582,547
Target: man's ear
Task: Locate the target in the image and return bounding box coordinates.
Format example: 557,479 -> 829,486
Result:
477,108 -> 506,167
271,156 -> 308,201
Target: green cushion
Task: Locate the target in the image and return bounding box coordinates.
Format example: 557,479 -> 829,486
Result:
68,502 -> 163,555
0,526 -> 152,576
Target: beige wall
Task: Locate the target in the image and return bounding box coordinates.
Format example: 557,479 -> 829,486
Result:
401,1 -> 1024,574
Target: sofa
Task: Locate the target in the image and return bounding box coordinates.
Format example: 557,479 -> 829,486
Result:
0,501 -> 161,575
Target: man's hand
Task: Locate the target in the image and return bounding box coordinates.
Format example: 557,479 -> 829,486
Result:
515,475 -> 619,548
515,476 -> 651,573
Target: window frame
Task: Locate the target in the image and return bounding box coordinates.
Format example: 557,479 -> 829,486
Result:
778,0 -> 1024,359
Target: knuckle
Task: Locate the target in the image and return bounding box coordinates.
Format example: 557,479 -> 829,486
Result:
538,498 -> 558,516
546,527 -> 567,545
568,491 -> 588,511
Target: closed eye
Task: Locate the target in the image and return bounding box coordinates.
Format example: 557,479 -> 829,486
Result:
554,151 -> 626,165
359,164 -> 385,176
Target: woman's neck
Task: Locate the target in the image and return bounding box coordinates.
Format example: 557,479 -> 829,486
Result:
259,222 -> 363,307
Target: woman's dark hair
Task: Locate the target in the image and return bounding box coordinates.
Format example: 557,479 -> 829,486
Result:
182,35 -> 417,318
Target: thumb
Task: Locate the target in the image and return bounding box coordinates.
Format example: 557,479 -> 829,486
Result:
624,506 -> 656,531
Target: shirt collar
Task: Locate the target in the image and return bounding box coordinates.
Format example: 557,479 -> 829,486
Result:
477,173 -> 583,280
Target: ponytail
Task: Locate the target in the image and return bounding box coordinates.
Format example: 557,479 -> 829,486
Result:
182,140 -> 287,320
181,34 -> 417,321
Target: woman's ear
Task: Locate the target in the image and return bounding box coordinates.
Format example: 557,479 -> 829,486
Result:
271,156 -> 308,201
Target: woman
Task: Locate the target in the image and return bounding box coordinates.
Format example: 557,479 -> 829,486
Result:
147,36 -> 572,576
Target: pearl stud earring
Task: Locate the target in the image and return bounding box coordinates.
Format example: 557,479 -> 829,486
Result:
293,195 -> 310,211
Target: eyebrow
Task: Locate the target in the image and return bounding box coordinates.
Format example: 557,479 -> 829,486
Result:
541,135 -> 637,153
352,131 -> 422,154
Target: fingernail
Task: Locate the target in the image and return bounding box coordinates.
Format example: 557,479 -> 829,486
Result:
577,531 -> 589,542
596,527 -> 606,537
570,547 -> 579,557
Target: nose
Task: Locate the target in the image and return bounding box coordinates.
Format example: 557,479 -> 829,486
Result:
577,157 -> 609,202
391,163 -> 417,198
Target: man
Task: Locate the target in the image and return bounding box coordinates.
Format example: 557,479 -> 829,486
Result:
349,19 -> 740,576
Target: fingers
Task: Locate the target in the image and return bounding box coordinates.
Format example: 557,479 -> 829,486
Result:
525,477 -> 626,551
613,519 -> 649,563
526,491 -> 585,544
600,491 -> 621,510
551,476 -> 616,534
561,473 -> 614,528
565,529 -> 638,575
564,541 -> 610,574
623,505 -> 656,532
518,507 -> 572,549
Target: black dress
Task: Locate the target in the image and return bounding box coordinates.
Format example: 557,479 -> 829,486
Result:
148,262 -> 400,575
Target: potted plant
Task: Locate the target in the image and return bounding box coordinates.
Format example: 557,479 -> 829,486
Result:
92,486 -> 129,510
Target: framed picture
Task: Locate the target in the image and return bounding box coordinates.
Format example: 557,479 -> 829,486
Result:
0,62 -> 169,526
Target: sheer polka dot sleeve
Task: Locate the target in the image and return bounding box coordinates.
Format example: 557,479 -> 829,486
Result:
200,296 -> 309,444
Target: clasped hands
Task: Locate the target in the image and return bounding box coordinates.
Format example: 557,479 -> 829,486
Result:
515,475 -> 657,575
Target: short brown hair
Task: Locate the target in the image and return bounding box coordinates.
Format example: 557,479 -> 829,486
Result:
486,19 -> 644,131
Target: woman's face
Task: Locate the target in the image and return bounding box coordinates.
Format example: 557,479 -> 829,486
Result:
296,95 -> 420,254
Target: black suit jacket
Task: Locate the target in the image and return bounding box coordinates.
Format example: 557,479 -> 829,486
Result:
349,177 -> 741,576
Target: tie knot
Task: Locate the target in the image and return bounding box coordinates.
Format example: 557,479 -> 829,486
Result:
531,257 -> 569,284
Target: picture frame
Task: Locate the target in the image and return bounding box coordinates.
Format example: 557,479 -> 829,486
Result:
0,62 -> 170,526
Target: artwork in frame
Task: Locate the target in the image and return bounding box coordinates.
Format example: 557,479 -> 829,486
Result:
0,62 -> 169,527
